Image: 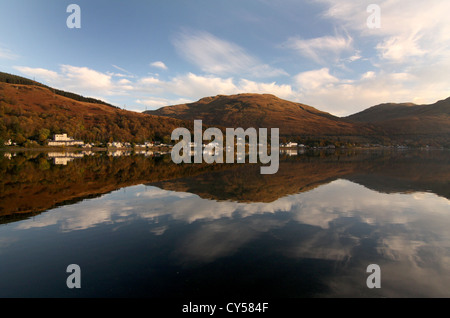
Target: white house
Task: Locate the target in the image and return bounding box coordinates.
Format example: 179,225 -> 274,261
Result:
48,134 -> 84,147
285,142 -> 298,148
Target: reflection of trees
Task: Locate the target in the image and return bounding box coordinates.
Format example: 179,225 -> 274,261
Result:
1,149 -> 449,222
152,150 -> 450,203
0,152 -> 234,219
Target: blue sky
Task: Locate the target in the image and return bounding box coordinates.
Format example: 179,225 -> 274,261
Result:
1,0 -> 449,116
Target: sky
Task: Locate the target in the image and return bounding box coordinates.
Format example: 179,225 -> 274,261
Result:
0,0 -> 449,116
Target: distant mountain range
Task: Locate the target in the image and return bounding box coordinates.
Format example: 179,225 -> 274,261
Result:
146,93 -> 450,147
1,71 -> 449,147
345,98 -> 450,137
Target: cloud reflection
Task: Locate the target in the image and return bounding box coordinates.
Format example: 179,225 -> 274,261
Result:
10,179 -> 450,296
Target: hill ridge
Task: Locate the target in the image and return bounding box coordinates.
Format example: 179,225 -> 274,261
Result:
0,80 -> 189,145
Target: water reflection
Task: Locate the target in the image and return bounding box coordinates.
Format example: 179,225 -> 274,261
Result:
0,149 -> 449,297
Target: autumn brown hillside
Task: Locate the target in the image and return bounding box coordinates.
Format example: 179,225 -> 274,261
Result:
147,93 -> 450,147
0,81 -> 190,144
146,93 -> 376,138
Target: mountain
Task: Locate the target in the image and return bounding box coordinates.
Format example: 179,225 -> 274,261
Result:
0,75 -> 190,145
345,97 -> 450,146
146,93 -> 450,147
0,71 -> 116,108
145,93 -> 376,139
346,98 -> 450,123
1,70 -> 449,147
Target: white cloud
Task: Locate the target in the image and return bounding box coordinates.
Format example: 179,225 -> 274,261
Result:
316,0 -> 450,63
286,0 -> 450,114
13,63 -> 296,111
294,68 -> 339,91
376,34 -> 427,62
60,64 -> 113,91
139,77 -> 162,85
15,64 -> 114,94
111,64 -> 134,77
173,30 -> 287,77
284,33 -> 354,64
0,46 -> 18,60
292,68 -> 424,116
118,78 -> 131,85
239,79 -> 294,100
161,73 -> 297,102
166,73 -> 238,98
13,65 -> 134,100
150,61 -> 168,70
133,73 -> 296,109
14,66 -> 59,82
136,97 -> 191,110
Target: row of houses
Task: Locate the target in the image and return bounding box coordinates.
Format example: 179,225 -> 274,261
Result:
47,134 -> 85,147
46,135 -> 170,149
3,134 -> 331,150
107,141 -> 172,149
280,142 -> 306,148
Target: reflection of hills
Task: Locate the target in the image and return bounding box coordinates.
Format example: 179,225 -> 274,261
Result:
1,150 -> 449,224
150,150 -> 450,202
345,152 -> 450,200
150,155 -> 356,202
0,153 -> 230,221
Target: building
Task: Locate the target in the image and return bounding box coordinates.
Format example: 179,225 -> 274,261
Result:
107,142 -> 132,149
284,142 -> 298,148
48,134 -> 84,147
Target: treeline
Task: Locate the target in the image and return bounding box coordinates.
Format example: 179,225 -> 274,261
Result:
0,102 -> 186,146
0,78 -> 191,146
0,71 -> 117,108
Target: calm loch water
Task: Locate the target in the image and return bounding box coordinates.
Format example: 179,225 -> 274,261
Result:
0,149 -> 449,298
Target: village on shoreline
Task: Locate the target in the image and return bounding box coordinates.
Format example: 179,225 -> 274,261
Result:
2,133 -> 431,152
1,132 -> 446,166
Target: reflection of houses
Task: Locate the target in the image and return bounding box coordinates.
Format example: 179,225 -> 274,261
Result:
203,147 -> 221,156
236,151 -> 245,162
48,134 -> 84,147
280,149 -> 298,156
281,142 -> 298,148
47,152 -> 84,165
187,149 -> 198,156
108,150 -> 132,157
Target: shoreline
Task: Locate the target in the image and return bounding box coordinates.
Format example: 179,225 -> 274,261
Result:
0,145 -> 446,153
0,146 -> 175,153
